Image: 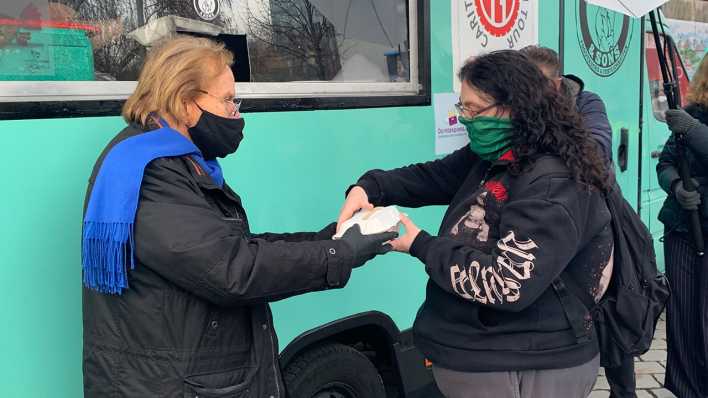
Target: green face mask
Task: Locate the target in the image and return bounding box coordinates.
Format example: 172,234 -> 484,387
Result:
458,116 -> 514,161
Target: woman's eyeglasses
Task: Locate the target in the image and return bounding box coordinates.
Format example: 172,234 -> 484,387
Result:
454,101 -> 498,118
197,89 -> 242,114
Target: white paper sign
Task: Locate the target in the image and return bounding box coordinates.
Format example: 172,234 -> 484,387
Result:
451,0 -> 539,92
434,93 -> 469,156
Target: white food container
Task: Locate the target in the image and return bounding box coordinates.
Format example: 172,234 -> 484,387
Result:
333,206 -> 401,239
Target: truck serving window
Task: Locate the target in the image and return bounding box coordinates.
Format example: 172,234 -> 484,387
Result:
0,0 -> 430,119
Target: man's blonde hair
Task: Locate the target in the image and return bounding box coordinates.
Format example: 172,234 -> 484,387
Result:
688,53 -> 708,107
122,36 -> 234,127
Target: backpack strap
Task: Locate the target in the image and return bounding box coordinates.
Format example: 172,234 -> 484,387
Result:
552,278 -> 593,344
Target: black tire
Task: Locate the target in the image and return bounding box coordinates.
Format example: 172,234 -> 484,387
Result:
283,343 -> 387,398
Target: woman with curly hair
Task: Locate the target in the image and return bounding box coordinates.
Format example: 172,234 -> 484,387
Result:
337,50 -> 613,397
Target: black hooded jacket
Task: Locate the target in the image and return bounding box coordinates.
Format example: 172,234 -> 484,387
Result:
82,124 -> 355,397
355,147 -> 613,371
657,103 -> 708,233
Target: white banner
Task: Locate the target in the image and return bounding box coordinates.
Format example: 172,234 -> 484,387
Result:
434,92 -> 469,156
451,0 -> 539,92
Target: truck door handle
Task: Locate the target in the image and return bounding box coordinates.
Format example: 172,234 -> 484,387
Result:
617,128 -> 629,172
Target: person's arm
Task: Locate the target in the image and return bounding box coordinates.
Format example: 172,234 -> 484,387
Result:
337,147 -> 479,231
685,122 -> 708,167
665,108 -> 708,168
354,146 -> 478,208
657,134 -> 681,194
657,128 -> 702,210
252,223 -> 337,243
577,91 -> 612,162
134,158 -> 358,307
407,180 -> 583,312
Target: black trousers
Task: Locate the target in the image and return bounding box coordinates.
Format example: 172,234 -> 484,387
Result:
664,231 -> 708,398
605,356 -> 636,398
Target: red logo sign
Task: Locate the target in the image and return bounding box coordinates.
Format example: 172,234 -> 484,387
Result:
475,0 -> 520,38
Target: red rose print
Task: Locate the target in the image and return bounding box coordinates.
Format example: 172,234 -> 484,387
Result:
484,180 -> 508,202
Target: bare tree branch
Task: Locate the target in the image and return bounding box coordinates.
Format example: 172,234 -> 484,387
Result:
246,0 -> 341,81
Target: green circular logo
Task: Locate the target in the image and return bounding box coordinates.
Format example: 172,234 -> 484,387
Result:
576,0 -> 634,77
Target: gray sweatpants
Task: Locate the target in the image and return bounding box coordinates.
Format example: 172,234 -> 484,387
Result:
432,354 -> 600,398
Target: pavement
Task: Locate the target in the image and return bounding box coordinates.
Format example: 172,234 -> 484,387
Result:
589,313 -> 677,398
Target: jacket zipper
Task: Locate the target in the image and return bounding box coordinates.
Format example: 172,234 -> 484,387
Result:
268,320 -> 282,398
479,166 -> 492,189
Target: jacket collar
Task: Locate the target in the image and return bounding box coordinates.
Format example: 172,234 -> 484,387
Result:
489,149 -> 515,167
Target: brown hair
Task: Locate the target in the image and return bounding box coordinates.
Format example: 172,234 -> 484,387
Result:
687,53 -> 708,107
519,45 -> 561,78
122,36 -> 234,127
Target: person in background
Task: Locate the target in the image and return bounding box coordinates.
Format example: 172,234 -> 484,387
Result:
81,36 -> 395,398
521,45 -> 636,398
337,50 -> 613,398
520,46 -> 612,162
656,52 -> 708,398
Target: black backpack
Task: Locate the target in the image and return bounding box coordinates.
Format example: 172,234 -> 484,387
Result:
526,156 -> 671,367
553,181 -> 671,367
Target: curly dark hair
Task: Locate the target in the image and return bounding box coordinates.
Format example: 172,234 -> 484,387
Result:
459,50 -> 610,191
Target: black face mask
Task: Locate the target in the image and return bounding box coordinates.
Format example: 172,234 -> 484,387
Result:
188,107 -> 245,160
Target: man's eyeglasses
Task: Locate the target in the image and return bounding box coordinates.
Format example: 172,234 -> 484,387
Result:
197,89 -> 242,114
454,101 -> 498,118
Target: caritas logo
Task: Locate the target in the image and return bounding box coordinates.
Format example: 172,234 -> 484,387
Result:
477,0 -> 520,37
465,0 -> 531,49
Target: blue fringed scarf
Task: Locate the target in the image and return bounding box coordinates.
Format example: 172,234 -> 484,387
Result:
82,126 -> 224,295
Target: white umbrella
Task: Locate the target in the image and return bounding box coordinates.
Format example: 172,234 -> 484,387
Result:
584,0 -> 669,18
308,0 -> 407,48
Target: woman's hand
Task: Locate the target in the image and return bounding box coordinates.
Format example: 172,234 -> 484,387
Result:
674,178 -> 702,210
390,213 -> 421,253
665,109 -> 701,136
337,186 -> 373,232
